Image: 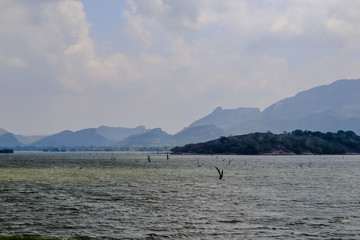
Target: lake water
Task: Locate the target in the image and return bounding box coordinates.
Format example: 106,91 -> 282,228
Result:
1,152 -> 360,239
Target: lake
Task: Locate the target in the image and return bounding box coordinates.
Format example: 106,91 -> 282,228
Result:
1,152 -> 359,239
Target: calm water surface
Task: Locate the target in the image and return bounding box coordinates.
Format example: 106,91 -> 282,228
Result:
0,152 -> 359,239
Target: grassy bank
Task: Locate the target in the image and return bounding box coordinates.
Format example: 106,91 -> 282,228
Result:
0,237 -> 59,240
0,236 -> 90,240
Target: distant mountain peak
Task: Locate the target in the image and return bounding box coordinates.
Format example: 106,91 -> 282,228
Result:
0,128 -> 9,136
230,79 -> 360,135
149,128 -> 164,133
213,106 -> 223,113
188,106 -> 260,130
95,125 -> 149,141
32,128 -> 114,147
0,132 -> 23,147
262,78 -> 360,120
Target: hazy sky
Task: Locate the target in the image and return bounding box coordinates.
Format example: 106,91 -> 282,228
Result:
1,0 -> 360,135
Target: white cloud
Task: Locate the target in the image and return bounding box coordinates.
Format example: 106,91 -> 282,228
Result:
0,50 -> 27,68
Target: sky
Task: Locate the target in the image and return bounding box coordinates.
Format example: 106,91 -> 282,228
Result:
1,0 -> 360,136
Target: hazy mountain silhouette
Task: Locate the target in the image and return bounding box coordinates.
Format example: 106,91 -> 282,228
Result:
0,128 -> 8,136
2,79 -> 360,147
118,125 -> 227,146
15,135 -> 47,145
175,125 -> 227,145
187,106 -> 260,129
230,79 -> 360,134
96,125 -> 149,141
0,133 -> 23,147
262,79 -> 360,119
230,111 -> 360,134
118,128 -> 175,146
32,128 -> 115,147
0,128 -> 47,145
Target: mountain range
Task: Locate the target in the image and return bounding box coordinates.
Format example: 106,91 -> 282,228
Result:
230,79 -> 360,134
1,79 -> 360,148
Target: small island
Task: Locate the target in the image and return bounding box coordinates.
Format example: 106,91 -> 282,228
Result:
0,149 -> 14,154
171,130 -> 360,155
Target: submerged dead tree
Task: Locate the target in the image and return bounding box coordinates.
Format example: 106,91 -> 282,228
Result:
215,167 -> 224,179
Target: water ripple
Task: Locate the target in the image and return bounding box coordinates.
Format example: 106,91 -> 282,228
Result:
1,153 -> 360,239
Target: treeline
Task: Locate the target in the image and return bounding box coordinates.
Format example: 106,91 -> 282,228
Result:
0,149 -> 13,154
171,130 -> 360,155
11,145 -> 172,152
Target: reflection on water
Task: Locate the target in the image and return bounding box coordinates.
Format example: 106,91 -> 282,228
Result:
1,152 -> 360,239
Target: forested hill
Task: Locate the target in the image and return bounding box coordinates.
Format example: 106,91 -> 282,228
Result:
171,130 -> 360,155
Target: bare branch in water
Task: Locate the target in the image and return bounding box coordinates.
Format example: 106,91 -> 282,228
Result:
215,166 -> 224,179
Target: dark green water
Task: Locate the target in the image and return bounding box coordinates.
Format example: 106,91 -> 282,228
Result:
1,152 -> 359,239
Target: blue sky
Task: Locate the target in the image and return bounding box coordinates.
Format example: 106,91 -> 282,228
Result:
81,1 -> 128,52
1,0 -> 360,135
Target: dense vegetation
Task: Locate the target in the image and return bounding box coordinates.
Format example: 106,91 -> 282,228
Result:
10,145 -> 172,152
171,130 -> 360,155
0,149 -> 13,153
